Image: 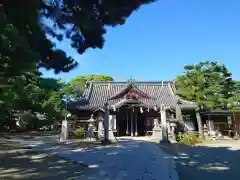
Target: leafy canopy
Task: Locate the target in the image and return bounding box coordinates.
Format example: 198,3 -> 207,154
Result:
62,74 -> 113,101
1,0 -> 153,128
176,61 -> 235,110
1,0 -> 155,74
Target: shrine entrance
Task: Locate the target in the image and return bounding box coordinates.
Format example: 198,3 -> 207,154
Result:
108,80 -> 153,136
116,106 -> 147,136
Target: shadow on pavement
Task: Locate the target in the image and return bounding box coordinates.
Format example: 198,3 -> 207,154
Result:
0,140 -> 86,180
1,137 -> 159,180
159,142 -> 240,180
1,133 -> 177,180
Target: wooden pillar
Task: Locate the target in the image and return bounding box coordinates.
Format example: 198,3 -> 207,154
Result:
126,109 -> 129,135
131,108 -> 134,136
233,112 -> 238,136
135,109 -> 138,136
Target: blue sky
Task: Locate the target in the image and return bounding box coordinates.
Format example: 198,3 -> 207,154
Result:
41,0 -> 240,82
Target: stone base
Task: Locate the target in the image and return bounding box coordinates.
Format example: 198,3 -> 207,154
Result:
97,130 -> 105,141
86,134 -> 96,139
101,139 -> 112,145
99,130 -> 117,144
85,137 -> 97,141
109,130 -> 117,143
159,139 -> 170,144
151,129 -> 162,143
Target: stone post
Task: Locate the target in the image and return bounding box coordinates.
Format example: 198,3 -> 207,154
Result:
160,104 -> 169,143
102,103 -> 116,144
103,103 -> 110,143
196,108 -> 204,138
108,115 -> 117,143
59,120 -> 68,142
97,116 -> 104,140
170,122 -> 176,142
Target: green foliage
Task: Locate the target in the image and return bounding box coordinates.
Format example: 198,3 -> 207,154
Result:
228,80 -> 240,109
0,0 -> 150,108
75,127 -> 85,138
176,61 -> 234,110
15,111 -> 36,131
178,132 -> 202,145
1,0 -> 154,75
62,74 -> 113,101
40,0 -> 155,55
1,0 -> 153,131
0,73 -> 66,130
0,72 -> 112,131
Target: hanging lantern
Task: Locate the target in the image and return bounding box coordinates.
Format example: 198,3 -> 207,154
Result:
140,107 -> 144,113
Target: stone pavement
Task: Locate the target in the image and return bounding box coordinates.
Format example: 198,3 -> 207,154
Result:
0,139 -> 85,180
8,137 -> 179,180
159,140 -> 240,180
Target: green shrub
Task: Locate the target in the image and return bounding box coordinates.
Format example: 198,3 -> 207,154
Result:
75,127 -> 85,138
176,132 -> 184,142
178,132 -> 201,145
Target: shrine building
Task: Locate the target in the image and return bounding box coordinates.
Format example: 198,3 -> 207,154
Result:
67,80 -> 198,136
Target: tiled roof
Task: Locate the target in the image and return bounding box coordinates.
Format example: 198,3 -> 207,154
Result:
68,81 -> 197,110
109,82 -> 151,100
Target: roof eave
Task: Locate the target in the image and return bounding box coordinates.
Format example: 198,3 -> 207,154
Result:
108,82 -> 152,100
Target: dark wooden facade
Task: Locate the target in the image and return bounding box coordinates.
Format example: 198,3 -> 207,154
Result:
201,110 -> 240,136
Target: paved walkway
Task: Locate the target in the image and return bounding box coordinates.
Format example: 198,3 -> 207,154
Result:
0,138 -> 85,180
159,140 -> 240,180
9,137 -> 179,180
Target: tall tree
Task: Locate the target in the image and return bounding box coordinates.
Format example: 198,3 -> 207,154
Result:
62,74 -> 113,101
41,0 -> 155,55
1,0 -> 153,121
175,61 -> 234,135
1,0 -> 155,74
228,80 -> 240,109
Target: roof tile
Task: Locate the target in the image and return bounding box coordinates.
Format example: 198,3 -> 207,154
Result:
69,81 -> 196,110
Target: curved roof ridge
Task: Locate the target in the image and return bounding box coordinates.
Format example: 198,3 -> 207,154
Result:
87,80 -> 174,84
167,82 -> 196,107
68,80 -> 197,111
109,82 -> 152,100
84,82 -> 94,100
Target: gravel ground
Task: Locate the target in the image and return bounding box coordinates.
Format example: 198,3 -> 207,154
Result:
0,138 -> 87,180
159,140 -> 240,180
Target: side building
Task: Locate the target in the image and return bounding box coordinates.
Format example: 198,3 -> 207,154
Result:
67,80 -> 198,136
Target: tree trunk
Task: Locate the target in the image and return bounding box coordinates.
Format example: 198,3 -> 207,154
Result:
196,110 -> 203,137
